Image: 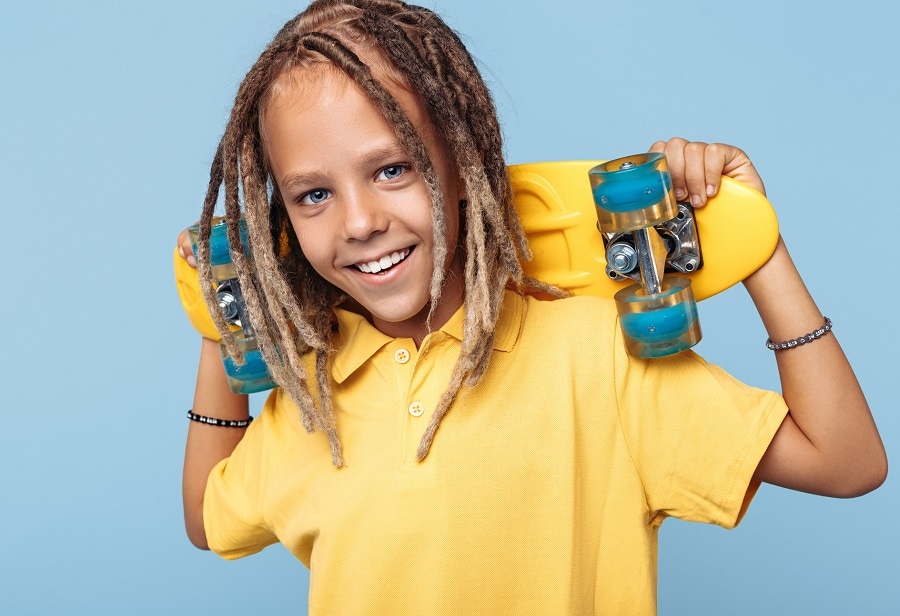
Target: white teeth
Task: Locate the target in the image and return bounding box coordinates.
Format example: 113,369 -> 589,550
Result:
356,249 -> 409,274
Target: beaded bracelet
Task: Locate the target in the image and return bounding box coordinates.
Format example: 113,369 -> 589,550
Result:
187,410 -> 254,428
765,317 -> 833,351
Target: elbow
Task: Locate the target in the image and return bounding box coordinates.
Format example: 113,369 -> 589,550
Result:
831,452 -> 888,499
183,486 -> 211,549
187,527 -> 209,550
184,512 -> 211,550
854,457 -> 888,498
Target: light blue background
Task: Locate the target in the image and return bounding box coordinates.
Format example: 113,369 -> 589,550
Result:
1,0 -> 897,614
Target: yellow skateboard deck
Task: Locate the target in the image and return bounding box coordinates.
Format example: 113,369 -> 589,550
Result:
174,246 -> 223,342
175,157 -> 780,371
177,160 -> 779,336
510,160 -> 779,301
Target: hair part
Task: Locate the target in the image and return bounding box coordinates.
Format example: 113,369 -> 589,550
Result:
196,0 -> 562,467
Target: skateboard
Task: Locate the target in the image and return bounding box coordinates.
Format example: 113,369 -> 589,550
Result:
175,153 -> 779,391
510,155 -> 778,357
175,218 -> 276,394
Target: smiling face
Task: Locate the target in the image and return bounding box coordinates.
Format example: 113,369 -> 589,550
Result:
262,66 -> 465,344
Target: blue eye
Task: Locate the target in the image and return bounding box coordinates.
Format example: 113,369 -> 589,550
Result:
300,189 -> 330,205
378,165 -> 406,181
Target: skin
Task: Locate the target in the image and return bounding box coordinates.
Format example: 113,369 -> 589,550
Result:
182,337 -> 248,548
180,65 -> 467,549
177,113 -> 887,549
650,138 -> 886,497
263,67 -> 466,346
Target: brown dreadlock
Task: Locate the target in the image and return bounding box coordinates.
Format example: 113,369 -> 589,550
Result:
195,0 -> 561,467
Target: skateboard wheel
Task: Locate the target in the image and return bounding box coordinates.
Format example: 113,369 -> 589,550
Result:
589,152 -> 678,234
614,275 -> 702,358
219,330 -> 276,394
187,217 -> 250,280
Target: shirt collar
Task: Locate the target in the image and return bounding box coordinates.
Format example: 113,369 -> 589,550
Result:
331,290 -> 525,383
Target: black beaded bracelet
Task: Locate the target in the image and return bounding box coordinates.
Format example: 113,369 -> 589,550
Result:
187,410 -> 254,428
766,317 -> 833,351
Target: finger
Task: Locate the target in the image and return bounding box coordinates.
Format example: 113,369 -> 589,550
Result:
716,144 -> 766,195
703,143 -> 730,199
660,138 -> 689,202
177,228 -> 197,268
682,141 -> 712,207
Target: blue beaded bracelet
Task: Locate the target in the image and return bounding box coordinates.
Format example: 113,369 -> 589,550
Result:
187,410 -> 254,428
766,317 -> 832,351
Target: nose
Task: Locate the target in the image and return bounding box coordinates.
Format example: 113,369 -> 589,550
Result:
340,190 -> 388,241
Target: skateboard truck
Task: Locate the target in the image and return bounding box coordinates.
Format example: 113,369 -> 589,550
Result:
188,218 -> 276,394
589,153 -> 703,357
602,201 -> 701,284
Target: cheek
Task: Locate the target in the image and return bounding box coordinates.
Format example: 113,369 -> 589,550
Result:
286,216 -> 326,268
285,215 -> 305,251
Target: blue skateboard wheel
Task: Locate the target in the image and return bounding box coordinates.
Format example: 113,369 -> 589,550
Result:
614,276 -> 702,358
223,349 -> 276,394
620,303 -> 693,342
619,303 -> 698,357
189,217 -> 250,267
589,152 -> 673,213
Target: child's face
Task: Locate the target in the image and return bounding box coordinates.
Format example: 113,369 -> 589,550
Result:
263,66 -> 466,343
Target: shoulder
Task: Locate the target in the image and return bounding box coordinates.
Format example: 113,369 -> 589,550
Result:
508,292 -> 621,356
523,292 -> 619,320
520,293 -> 619,336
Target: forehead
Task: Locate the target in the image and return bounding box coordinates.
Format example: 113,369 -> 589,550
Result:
265,64 -> 352,113
263,43 -> 417,118
261,62 -> 437,151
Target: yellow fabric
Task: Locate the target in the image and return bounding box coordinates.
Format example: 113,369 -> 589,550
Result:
204,291 -> 788,615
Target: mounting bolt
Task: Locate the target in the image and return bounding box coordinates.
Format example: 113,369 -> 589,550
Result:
607,243 -> 638,274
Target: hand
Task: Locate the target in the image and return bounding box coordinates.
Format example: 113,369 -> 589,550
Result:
649,138 -> 765,206
177,228 -> 197,268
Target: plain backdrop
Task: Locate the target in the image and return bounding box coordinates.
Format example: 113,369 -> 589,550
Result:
1,0 -> 897,614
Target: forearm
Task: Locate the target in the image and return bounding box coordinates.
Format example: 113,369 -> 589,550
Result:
746,237 -> 886,496
182,337 -> 249,549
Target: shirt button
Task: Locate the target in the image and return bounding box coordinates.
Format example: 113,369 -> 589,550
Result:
394,348 -> 410,364
408,401 -> 425,417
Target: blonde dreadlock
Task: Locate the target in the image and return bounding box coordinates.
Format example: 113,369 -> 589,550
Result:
196,0 -> 562,467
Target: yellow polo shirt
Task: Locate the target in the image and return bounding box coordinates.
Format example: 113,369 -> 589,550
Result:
204,291 -> 788,614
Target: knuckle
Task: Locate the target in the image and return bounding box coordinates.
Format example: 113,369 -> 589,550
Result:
684,141 -> 707,154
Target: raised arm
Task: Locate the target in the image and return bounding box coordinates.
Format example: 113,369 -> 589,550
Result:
652,139 -> 887,497
178,230 -> 251,549
742,237 -> 885,496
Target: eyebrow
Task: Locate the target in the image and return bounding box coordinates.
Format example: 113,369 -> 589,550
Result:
278,170 -> 330,195
277,144 -> 412,193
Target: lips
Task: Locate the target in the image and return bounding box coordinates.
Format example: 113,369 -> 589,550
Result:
354,248 -> 411,274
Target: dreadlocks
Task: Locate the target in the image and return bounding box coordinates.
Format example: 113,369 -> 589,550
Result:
196,0 -> 561,467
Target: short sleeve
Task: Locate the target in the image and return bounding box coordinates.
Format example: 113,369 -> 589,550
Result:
203,394 -> 279,559
613,329 -> 788,529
